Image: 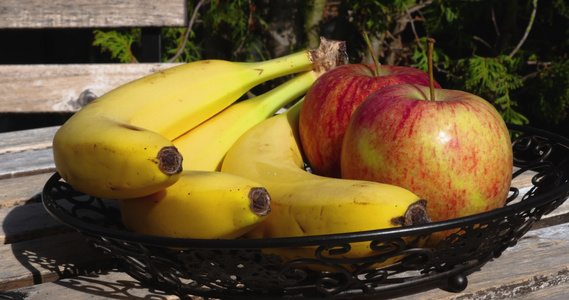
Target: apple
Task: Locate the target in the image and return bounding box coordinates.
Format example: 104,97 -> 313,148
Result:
340,83 -> 513,246
299,63 -> 440,178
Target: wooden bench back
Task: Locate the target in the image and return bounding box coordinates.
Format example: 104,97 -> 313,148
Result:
1,63 -> 182,113
0,0 -> 187,29
0,0 -> 187,113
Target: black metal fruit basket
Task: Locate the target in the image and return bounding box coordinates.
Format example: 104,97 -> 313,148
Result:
42,124 -> 569,299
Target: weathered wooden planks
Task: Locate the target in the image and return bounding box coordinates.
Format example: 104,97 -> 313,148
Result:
410,223 -> 569,299
0,173 -> 52,208
0,149 -> 55,180
0,232 -> 114,292
0,126 -> 58,179
0,1 -> 197,297
0,63 -> 183,113
0,270 -> 186,300
0,0 -> 187,29
1,123 -> 568,299
0,126 -> 58,155
3,222 -> 569,299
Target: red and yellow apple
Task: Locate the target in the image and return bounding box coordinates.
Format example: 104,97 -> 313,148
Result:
340,83 -> 513,246
299,64 -> 441,178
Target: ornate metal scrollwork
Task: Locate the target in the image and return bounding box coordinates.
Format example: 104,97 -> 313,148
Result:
42,124 -> 569,299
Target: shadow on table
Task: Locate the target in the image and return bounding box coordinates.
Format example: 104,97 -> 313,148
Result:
2,192 -> 181,299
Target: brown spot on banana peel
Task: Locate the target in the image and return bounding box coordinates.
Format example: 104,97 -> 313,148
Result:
157,146 -> 183,175
391,199 -> 431,226
249,187 -> 271,217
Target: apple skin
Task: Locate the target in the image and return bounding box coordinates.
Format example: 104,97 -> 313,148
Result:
340,83 -> 513,246
299,64 -> 441,178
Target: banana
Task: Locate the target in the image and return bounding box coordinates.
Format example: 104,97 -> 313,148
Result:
53,37 -> 348,199
221,99 -> 431,269
173,71 -> 318,172
119,170 -> 271,240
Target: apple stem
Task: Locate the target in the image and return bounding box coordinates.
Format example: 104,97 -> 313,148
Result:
427,38 -> 436,101
363,32 -> 380,77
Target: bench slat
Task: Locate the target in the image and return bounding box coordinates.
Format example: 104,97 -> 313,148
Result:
0,173 -> 53,208
0,195 -> 120,245
0,148 -> 55,180
0,63 -> 183,113
3,223 -> 569,299
0,0 -> 187,29
412,222 -> 569,299
0,201 -> 74,245
0,126 -> 58,155
0,232 -> 113,292
0,126 -> 57,179
0,270 -> 183,300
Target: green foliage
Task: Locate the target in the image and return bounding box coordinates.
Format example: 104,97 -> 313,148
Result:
344,0 -> 416,33
335,0 -> 569,127
455,55 -> 522,96
202,0 -> 268,61
412,37 -> 451,72
161,27 -> 202,63
92,0 -> 266,63
92,29 -> 141,63
90,0 -> 569,130
452,55 -> 527,124
524,57 -> 569,124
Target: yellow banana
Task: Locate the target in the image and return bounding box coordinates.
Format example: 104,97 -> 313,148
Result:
221,99 -> 431,268
173,71 -> 318,172
119,170 -> 271,240
53,38 -> 347,199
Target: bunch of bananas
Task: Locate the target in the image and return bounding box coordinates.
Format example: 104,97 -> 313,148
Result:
53,37 -> 431,262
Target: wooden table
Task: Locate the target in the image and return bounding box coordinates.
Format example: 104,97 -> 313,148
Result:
1,125 -> 569,299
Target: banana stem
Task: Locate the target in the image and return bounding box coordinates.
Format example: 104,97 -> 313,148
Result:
248,37 -> 347,82
309,37 -> 348,76
248,50 -> 315,80
247,71 -> 316,114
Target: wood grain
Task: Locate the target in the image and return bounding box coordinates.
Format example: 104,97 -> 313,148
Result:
0,0 -> 187,29
2,223 -> 569,299
0,232 -> 113,292
0,126 -> 58,155
0,148 -> 55,179
0,270 -> 186,300
407,223 -> 569,299
1,191 -> 120,245
0,63 -> 183,113
0,124 -> 568,299
0,173 -> 53,208
0,126 -> 58,179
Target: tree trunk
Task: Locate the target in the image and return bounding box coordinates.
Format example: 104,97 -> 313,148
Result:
304,0 -> 327,49
258,0 -> 305,59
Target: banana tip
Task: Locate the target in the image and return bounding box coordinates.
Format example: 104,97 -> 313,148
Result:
392,199 -> 431,227
249,187 -> 271,217
158,146 -> 183,175
405,199 -> 431,226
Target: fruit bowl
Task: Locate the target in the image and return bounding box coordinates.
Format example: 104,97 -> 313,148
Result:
42,124 -> 569,299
